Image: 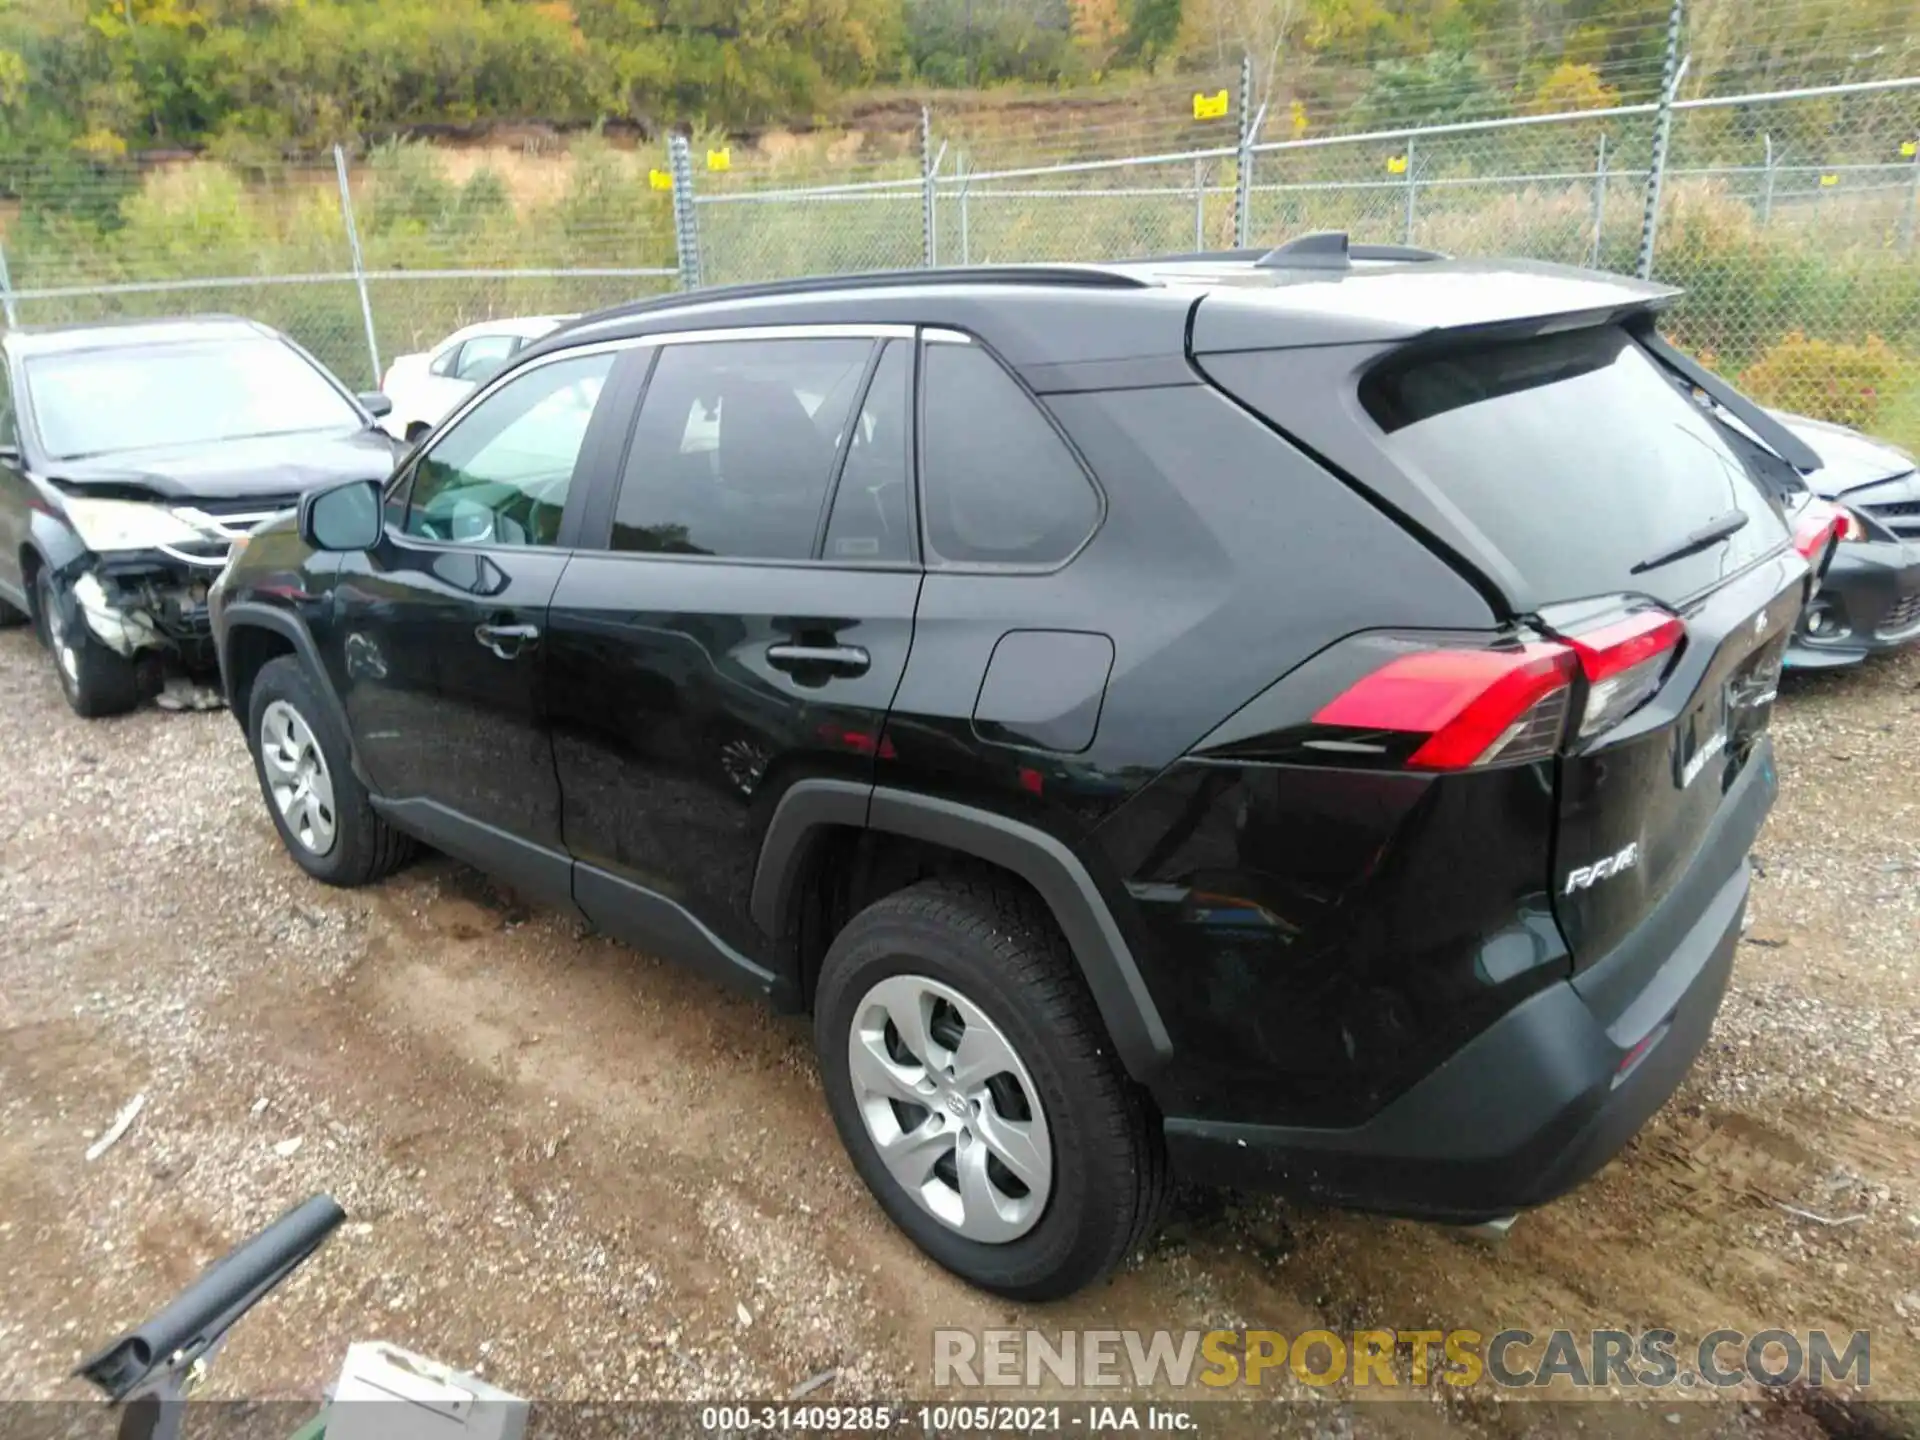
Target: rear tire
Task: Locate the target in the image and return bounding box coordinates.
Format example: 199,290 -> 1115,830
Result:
814,876 -> 1167,1300
247,655 -> 414,886
35,570 -> 143,718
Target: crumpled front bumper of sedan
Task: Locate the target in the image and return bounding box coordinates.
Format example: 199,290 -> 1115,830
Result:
59,552 -> 221,670
1787,537 -> 1920,668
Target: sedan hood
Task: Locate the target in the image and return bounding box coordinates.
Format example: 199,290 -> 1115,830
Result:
1771,411 -> 1916,499
47,428 -> 401,503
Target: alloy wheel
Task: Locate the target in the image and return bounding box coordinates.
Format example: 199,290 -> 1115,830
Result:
41,581 -> 79,686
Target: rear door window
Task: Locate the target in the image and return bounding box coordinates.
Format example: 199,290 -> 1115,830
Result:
920,339 -> 1100,567
1355,325 -> 1787,604
610,338 -> 872,560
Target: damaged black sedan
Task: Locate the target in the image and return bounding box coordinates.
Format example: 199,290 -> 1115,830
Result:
1773,412 -> 1920,668
0,316 -> 401,716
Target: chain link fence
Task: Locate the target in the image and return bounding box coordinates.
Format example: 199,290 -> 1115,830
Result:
0,146 -> 678,389
2,73 -> 1919,443
677,73 -> 1920,447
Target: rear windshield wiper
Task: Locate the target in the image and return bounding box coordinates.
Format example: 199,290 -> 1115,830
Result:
1630,510 -> 1750,574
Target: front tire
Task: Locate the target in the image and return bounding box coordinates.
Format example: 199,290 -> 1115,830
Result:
35,570 -> 142,718
247,655 -> 413,886
814,877 -> 1167,1300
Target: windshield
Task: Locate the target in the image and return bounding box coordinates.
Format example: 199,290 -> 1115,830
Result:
26,338 -> 363,461
1357,325 -> 1790,604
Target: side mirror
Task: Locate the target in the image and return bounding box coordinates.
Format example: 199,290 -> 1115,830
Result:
298,478 -> 384,552
357,391 -> 394,420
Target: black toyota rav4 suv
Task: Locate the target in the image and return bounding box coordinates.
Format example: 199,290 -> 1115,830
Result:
211,239 -> 1839,1299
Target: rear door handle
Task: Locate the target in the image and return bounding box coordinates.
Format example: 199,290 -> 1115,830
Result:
766,643 -> 870,676
475,621 -> 540,660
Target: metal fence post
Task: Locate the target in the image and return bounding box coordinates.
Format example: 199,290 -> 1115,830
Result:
958,155 -> 972,266
332,144 -> 382,389
1403,135 -> 1419,245
921,106 -> 937,268
1233,53 -> 1255,248
1903,136 -> 1920,251
1637,0 -> 1686,279
668,133 -> 701,290
0,240 -> 16,328
1761,134 -> 1776,226
1589,132 -> 1609,267
1194,159 -> 1206,250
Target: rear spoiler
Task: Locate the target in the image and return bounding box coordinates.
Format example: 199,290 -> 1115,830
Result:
1636,326 -> 1824,476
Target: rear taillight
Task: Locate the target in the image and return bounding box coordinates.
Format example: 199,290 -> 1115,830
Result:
1314,645 -> 1578,770
1792,498 -> 1845,560
1565,610 -> 1685,738
1312,612 -> 1687,771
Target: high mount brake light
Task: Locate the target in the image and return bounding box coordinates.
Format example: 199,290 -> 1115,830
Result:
1312,615 -> 1686,770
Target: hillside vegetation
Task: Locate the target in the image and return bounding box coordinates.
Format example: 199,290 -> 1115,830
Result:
2,0 -> 1917,158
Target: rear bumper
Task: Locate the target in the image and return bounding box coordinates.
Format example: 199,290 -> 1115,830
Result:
1164,742 -> 1773,1221
1787,539 -> 1920,668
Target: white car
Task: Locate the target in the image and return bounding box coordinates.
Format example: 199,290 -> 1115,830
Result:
378,315 -> 574,441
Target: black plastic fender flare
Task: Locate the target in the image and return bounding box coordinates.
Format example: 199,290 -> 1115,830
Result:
215,600 -> 368,782
753,780 -> 1173,1080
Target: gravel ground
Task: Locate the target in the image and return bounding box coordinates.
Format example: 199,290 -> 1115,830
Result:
0,623 -> 1915,1438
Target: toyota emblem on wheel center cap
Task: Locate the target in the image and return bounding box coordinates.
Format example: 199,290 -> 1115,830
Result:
944,1093 -> 969,1118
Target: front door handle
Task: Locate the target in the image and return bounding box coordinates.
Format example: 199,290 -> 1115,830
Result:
475,620 -> 540,660
766,643 -> 870,677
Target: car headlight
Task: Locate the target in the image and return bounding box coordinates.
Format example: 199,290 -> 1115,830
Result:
62,497 -> 207,553
1837,506 -> 1870,542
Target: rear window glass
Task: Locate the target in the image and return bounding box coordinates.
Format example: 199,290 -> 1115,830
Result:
921,341 -> 1099,567
1357,325 -> 1788,603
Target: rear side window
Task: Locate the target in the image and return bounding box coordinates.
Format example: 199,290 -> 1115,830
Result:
1356,325 -> 1787,604
612,338 -> 871,560
454,334 -> 518,382
921,341 -> 1099,567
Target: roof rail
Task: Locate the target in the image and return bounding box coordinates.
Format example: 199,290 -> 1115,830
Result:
1253,232 -> 1448,270
1124,247 -> 1272,265
563,265 -> 1153,334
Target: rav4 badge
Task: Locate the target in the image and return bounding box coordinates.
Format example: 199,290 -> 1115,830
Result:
1565,841 -> 1640,895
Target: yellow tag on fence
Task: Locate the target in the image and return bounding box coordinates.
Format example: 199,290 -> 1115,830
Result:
1192,89 -> 1229,121
1820,173 -> 1839,187
1387,155 -> 1409,175
707,147 -> 731,171
649,168 -> 673,191
1903,140 -> 1917,158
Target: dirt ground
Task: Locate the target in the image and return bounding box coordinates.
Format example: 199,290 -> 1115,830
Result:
1,624 -> 1916,1438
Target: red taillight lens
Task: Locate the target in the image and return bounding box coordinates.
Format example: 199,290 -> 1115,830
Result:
1792,498 -> 1845,560
1314,644 -> 1578,770
1565,610 -> 1686,739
